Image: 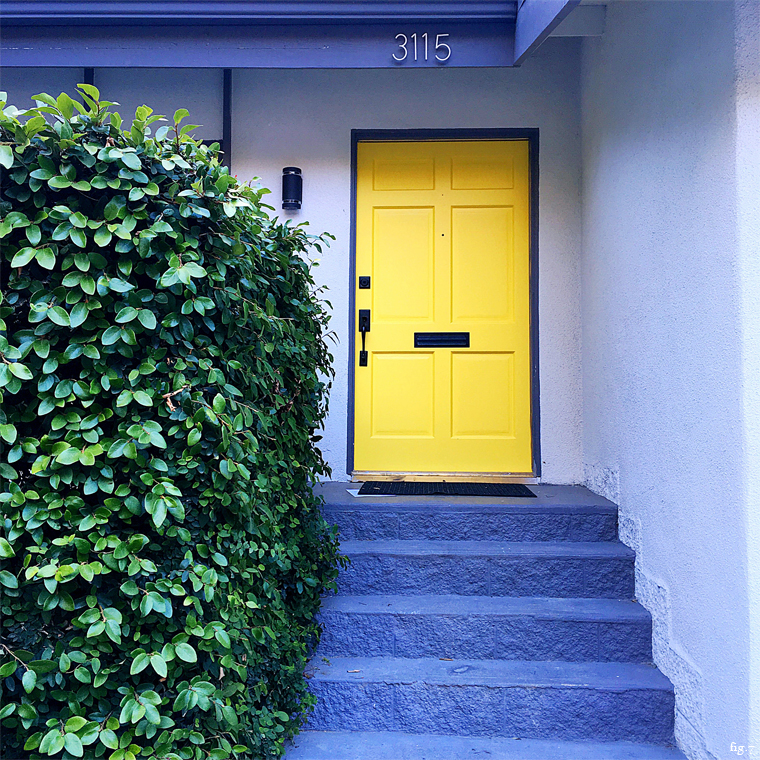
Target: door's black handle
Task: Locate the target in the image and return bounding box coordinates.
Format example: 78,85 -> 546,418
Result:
358,310 -> 370,367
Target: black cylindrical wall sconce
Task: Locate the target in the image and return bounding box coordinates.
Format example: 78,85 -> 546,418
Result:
282,167 -> 302,210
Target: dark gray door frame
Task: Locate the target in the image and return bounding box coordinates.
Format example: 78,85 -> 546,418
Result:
346,128 -> 541,478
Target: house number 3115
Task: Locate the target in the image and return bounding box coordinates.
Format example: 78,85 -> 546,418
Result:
393,33 -> 452,63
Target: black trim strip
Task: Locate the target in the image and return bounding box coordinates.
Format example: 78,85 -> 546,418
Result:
222,69 -> 232,170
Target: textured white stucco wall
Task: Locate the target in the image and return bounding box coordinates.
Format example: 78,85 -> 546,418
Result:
735,0 -> 760,746
581,3 -> 749,757
3,41 -> 585,482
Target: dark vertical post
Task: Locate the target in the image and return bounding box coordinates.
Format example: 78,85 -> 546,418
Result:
222,69 -> 232,170
83,68 -> 95,86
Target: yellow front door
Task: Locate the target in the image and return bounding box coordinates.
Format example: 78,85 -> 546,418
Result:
353,140 -> 533,475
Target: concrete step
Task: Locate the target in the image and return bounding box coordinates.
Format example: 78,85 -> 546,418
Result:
288,732 -> 687,759
305,657 -> 675,743
318,595 -> 651,662
318,483 -> 618,542
338,540 -> 635,598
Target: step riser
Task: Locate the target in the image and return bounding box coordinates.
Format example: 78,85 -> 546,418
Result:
307,682 -> 674,742
324,510 -> 617,542
318,611 -> 652,662
339,556 -> 634,598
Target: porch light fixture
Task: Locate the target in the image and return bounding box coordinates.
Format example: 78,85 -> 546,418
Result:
282,167 -> 302,210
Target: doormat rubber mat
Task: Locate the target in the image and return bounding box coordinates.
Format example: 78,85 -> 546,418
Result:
357,482 -> 536,497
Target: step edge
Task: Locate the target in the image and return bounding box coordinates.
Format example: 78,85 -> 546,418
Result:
319,595 -> 650,620
339,540 -> 635,557
307,658 -> 674,690
323,504 -> 618,514
287,731 -> 686,758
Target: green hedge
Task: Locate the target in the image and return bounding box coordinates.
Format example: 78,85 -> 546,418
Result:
0,86 -> 340,759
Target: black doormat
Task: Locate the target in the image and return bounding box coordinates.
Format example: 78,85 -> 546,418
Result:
357,481 -> 536,497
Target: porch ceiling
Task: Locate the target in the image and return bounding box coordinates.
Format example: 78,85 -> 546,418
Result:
1,0 -> 518,24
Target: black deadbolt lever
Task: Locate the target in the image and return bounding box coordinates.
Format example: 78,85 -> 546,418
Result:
358,309 -> 370,367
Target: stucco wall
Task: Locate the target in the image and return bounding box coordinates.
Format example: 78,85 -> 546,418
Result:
581,3 -> 749,757
2,41 -> 585,482
735,0 -> 760,746
0,68 -> 224,142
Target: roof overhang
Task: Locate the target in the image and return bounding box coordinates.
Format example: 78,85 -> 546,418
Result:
0,0 -> 580,68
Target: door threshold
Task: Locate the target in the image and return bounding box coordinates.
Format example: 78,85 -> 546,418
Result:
351,471 -> 539,484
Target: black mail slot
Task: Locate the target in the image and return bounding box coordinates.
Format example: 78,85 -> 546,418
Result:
414,332 -> 470,348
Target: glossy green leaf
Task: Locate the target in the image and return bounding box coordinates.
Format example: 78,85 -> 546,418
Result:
0,424 -> 17,444
99,729 -> 119,750
174,643 -> 196,663
9,363 -> 32,380
0,144 -> 14,169
101,327 -> 121,345
93,226 -> 112,247
35,247 -> 56,270
0,570 -> 18,588
25,224 -> 41,245
104,620 -> 121,643
29,659 -> 58,674
22,669 -> 37,693
115,306 -> 138,323
70,302 -> 88,328
65,717 -> 87,733
48,306 -> 70,326
130,653 -> 150,674
133,391 -> 152,406
121,152 -> 141,170
62,733 -> 83,758
70,211 -> 87,228
55,447 -> 80,465
56,92 -> 75,118
0,537 -> 15,558
0,703 -> 16,719
103,196 -> 125,221
150,654 -> 167,677
69,227 -> 87,247
108,278 -> 133,293
137,309 -> 157,329
49,175 -> 72,189
11,247 -> 36,267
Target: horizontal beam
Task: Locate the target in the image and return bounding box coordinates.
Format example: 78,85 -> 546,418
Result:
1,0 -> 517,24
1,22 -> 515,68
